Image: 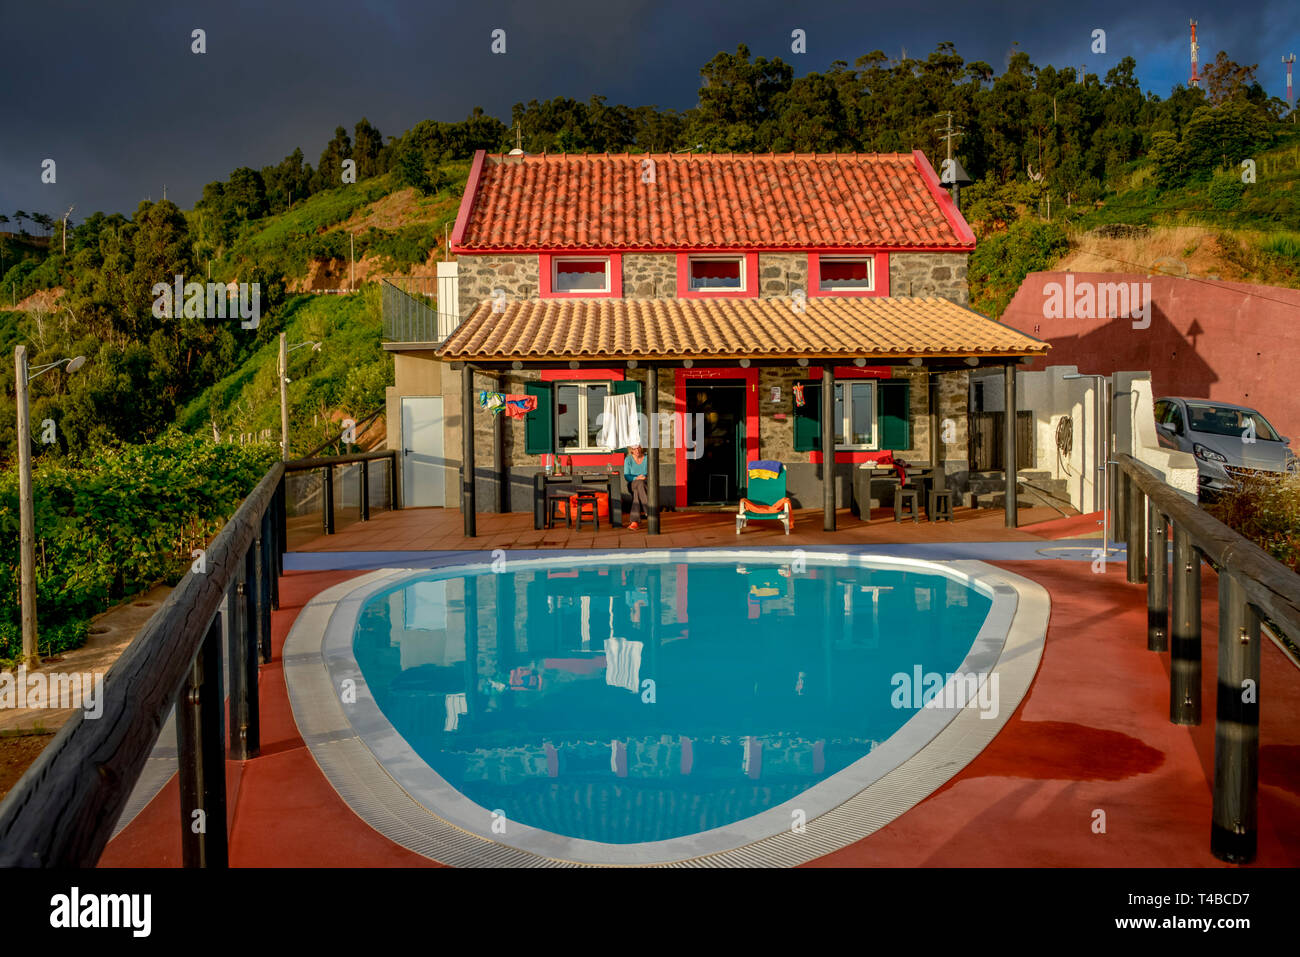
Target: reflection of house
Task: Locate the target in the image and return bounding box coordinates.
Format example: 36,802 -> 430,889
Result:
383,151 -> 1047,528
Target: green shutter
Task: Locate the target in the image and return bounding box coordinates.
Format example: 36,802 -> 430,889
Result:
877,380 -> 910,450
524,381 -> 554,454
793,381 -> 822,451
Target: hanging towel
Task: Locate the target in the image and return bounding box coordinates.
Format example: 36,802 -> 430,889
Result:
793,383 -> 806,408
478,390 -> 506,414
596,393 -> 642,449
604,636 -> 644,692
443,693 -> 468,731
502,394 -> 537,419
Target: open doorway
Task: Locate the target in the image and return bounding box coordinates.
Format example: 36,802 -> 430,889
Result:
685,380 -> 746,505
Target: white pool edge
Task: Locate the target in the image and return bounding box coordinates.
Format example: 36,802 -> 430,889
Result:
284,551 -> 1050,867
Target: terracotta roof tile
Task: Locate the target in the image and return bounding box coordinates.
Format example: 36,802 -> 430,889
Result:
456,152 -> 972,251
438,298 -> 1047,362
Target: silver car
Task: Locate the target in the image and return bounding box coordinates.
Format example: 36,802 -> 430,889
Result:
1154,396 -> 1297,499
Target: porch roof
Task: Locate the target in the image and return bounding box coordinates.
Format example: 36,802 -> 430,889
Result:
436,296 -> 1048,364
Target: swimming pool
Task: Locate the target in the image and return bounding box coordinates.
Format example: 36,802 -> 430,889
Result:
288,550 -> 1046,864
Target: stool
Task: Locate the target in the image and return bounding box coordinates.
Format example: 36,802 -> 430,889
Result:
573,490 -> 600,531
894,487 -> 920,523
928,489 -> 954,522
547,490 -> 572,529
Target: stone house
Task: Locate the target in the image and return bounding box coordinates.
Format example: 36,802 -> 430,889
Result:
383,149 -> 1046,527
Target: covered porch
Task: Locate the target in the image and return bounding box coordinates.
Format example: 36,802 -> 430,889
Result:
436,296 -> 1049,537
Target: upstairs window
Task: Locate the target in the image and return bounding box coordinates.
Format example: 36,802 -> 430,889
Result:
818,256 -> 874,292
688,256 -> 744,291
553,258 -> 610,293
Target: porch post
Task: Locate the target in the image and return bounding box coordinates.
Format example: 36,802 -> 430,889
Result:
822,364 -> 836,531
647,364 -> 661,535
929,372 -> 945,492
1003,362 -> 1017,527
462,363 -> 476,537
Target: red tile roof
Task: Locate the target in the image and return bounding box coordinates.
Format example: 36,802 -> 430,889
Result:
452,150 -> 975,252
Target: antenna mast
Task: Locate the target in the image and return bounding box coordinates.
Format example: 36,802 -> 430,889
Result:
1189,20 -> 1201,88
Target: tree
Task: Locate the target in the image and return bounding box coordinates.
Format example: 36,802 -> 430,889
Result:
1203,52 -> 1259,106
13,211 -> 28,235
685,44 -> 793,151
353,118 -> 384,178
226,167 -> 268,220
313,126 -> 353,192
32,213 -> 54,236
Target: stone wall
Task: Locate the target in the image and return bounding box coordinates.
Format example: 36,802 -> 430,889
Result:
458,254 -> 540,318
889,252 -> 969,305
622,254 -> 677,298
757,253 -> 808,298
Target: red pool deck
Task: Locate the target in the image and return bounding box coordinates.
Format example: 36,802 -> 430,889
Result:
101,513 -> 1300,868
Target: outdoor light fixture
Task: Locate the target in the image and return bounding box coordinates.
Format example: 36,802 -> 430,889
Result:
739,358 -> 751,368
14,348 -> 88,666
626,359 -> 637,369
965,357 -> 980,366
853,357 -> 866,367
909,357 -> 924,366
797,358 -> 809,367
511,361 -> 523,371
683,359 -> 694,369
569,360 -> 580,370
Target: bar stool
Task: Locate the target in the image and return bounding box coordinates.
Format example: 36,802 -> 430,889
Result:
928,488 -> 955,522
546,488 -> 573,529
894,487 -> 920,523
573,489 -> 600,531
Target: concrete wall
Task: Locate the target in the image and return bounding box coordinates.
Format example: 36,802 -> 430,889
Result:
1002,271 -> 1300,443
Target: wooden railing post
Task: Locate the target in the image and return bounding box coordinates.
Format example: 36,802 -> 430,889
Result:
1170,522 -> 1202,725
322,465 -> 335,534
177,614 -> 228,868
1211,571 -> 1261,863
1126,475 -> 1146,583
1147,502 -> 1168,651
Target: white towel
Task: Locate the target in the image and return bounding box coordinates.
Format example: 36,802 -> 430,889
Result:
604,636 -> 643,692
596,393 -> 642,449
443,693 -> 468,731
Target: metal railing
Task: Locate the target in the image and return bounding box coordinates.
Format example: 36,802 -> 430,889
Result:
1113,453 -> 1300,865
0,449 -> 395,867
381,279 -> 458,343
286,449 -> 400,533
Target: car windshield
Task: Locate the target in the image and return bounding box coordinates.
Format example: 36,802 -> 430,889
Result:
1186,403 -> 1281,442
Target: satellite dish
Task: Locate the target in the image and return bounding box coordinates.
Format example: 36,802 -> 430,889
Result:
66,355 -> 87,373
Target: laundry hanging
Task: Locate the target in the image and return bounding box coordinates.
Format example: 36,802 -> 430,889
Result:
792,383 -> 806,408
478,390 -> 506,414
502,394 -> 537,419
596,392 -> 642,449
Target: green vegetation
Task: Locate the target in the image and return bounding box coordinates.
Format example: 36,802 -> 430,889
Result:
0,433 -> 277,664
1208,474 -> 1300,572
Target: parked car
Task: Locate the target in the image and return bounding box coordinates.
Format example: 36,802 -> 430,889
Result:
1153,396 -> 1297,500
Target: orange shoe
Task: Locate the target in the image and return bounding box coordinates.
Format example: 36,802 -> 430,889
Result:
628,522 -> 640,530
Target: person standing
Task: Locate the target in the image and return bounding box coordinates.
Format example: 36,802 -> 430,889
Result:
624,445 -> 649,530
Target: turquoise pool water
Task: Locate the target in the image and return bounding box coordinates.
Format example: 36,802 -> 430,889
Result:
353,558 -> 993,845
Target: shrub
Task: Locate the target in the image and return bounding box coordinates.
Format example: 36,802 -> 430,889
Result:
1206,472 -> 1300,571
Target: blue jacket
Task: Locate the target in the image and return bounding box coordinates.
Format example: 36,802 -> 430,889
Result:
624,455 -> 648,481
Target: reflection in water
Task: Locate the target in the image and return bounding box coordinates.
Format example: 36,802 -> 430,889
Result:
353,561 -> 991,844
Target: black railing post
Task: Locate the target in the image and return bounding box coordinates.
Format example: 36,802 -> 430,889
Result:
323,465 -> 335,535
276,476 -> 287,571
226,568 -> 259,759
1170,523 -> 1202,726
1126,474 -> 1146,583
360,459 -> 370,521
389,450 -> 401,510
1211,571 -> 1261,864
177,614 -> 228,868
268,495 -> 280,611
259,511 -> 273,663
1114,468 -> 1129,547
1147,502 -> 1168,651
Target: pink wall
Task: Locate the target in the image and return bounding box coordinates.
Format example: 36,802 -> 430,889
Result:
1001,272 -> 1300,441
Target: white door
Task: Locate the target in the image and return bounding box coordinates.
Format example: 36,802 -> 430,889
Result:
401,397 -> 445,507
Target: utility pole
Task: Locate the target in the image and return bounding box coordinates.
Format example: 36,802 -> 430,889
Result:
15,346 -> 38,666
350,232 -> 355,290
61,205 -> 74,255
279,333 -> 290,461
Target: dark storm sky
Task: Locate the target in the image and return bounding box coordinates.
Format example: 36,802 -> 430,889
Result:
1,0 -> 1296,221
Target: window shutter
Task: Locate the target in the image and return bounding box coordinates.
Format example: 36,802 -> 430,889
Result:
793,381 -> 822,451
610,378 -> 643,451
524,381 -> 554,455
877,380 -> 910,450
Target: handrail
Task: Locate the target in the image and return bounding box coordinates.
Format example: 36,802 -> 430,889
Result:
1115,453 -> 1300,641
0,463 -> 286,866
285,448 -> 396,471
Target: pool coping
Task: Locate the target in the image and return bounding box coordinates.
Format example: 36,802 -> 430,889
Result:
283,550 -> 1050,867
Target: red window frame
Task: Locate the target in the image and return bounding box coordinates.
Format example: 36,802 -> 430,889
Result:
539,253 -> 623,298
807,252 -> 890,297
676,252 -> 759,299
